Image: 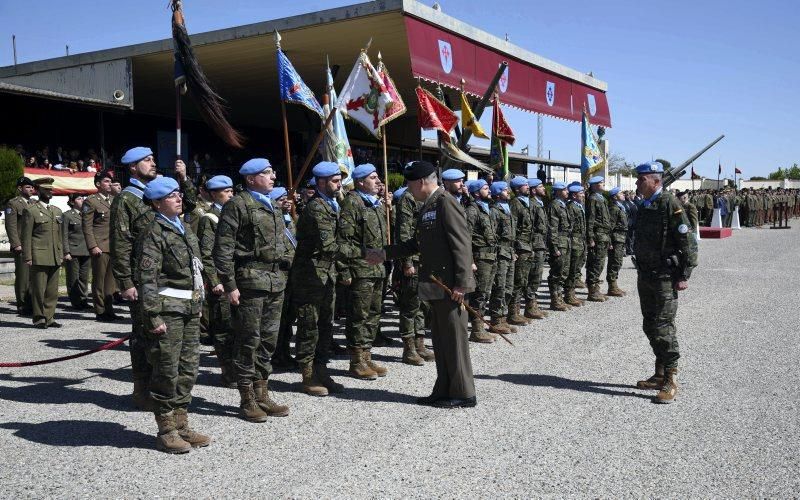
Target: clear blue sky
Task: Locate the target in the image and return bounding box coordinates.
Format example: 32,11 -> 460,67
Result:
1,0 -> 797,178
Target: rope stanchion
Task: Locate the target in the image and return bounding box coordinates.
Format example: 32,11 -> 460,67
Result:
0,335 -> 131,368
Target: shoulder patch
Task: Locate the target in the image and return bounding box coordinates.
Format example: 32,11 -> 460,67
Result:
140,256 -> 154,270
83,204 -> 91,213
677,224 -> 689,234
5,207 -> 11,215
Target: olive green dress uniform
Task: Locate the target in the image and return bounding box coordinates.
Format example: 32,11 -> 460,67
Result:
510,195 -> 533,318
337,190 -> 389,350
393,190 -> 426,343
136,215 -> 203,416
213,191 -> 294,384
62,208 -> 91,308
547,198 -> 572,304
21,201 -> 63,326
489,201 -> 515,322
465,201 -> 497,323
386,187 -> 476,401
5,195 -> 33,313
565,200 -> 586,292
633,190 -> 697,371
82,192 -> 116,317
526,196 -> 549,313
606,199 -> 628,284
585,191 -> 612,287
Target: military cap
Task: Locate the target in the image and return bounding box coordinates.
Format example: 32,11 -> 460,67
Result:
636,161 -> 664,175
121,146 -> 153,164
568,184 -> 584,193
33,177 -> 55,189
442,168 -> 465,181
352,163 -> 376,180
609,187 -> 621,197
528,178 -> 543,188
552,181 -> 568,190
403,161 -> 436,181
206,175 -> 233,191
94,170 -> 114,184
269,187 -> 288,200
588,175 -> 605,185
468,179 -> 488,194
16,176 -> 34,187
240,158 -> 272,176
68,193 -> 85,202
143,176 -> 179,200
306,177 -> 316,187
510,176 -> 527,189
312,161 -> 344,178
490,181 -> 509,196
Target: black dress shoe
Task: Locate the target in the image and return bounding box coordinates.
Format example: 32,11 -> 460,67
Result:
47,321 -> 62,328
415,394 -> 441,406
433,396 -> 477,408
35,322 -> 47,329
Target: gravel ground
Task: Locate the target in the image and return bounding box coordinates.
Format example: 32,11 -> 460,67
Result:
1,226 -> 798,498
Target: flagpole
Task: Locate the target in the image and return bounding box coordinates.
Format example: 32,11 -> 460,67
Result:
292,107 -> 338,192
691,162 -> 695,192
275,31 -> 295,216
176,85 -> 182,162
382,125 -> 391,244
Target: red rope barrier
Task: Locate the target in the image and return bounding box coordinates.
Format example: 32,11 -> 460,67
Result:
0,335 -> 131,368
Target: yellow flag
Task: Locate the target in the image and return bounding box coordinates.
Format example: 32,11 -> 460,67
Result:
461,92 -> 488,139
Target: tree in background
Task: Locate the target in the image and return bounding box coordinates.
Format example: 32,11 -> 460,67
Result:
607,152 -> 635,176
0,146 -> 25,206
768,164 -> 800,180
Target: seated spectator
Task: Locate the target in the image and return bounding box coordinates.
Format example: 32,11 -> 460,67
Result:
67,160 -> 79,173
86,159 -> 98,172
26,156 -> 38,168
41,158 -> 52,170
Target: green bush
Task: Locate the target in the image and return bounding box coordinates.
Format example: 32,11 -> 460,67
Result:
0,147 -> 24,207
386,172 -> 405,193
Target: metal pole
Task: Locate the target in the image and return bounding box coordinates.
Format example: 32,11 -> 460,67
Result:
12,35 -> 17,67
175,86 -> 182,161
382,126 -> 391,244
66,45 -> 69,56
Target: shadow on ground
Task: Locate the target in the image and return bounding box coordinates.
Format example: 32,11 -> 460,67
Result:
476,373 -> 652,400
0,420 -> 152,449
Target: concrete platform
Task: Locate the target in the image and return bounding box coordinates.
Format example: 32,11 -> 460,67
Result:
700,227 -> 733,238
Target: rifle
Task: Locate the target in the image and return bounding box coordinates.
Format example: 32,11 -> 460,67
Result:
662,135 -> 725,189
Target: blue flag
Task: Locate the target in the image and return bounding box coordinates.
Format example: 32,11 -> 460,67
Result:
278,48 -> 323,117
581,111 -> 604,175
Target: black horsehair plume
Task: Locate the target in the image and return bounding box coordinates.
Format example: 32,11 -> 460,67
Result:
171,0 -> 244,148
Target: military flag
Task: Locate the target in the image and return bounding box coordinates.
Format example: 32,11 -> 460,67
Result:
580,110 -> 604,176
490,95 -> 515,179
322,58 -> 356,185
375,53 -> 406,126
735,166 -> 742,174
277,47 -> 324,117
416,86 -> 458,134
691,166 -> 702,180
460,92 -> 488,139
336,51 -> 394,138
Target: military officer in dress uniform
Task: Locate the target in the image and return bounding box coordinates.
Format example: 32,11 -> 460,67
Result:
83,170 -> 117,320
20,177 -> 63,328
633,162 -> 697,404
5,176 -> 35,315
62,194 -> 91,309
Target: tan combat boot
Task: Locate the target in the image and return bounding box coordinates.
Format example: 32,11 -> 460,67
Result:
300,362 -> 329,397
490,318 -> 512,334
314,363 -> 344,393
469,320 -> 495,343
575,278 -> 587,289
564,289 -> 584,307
499,318 -> 518,333
364,349 -> 388,377
154,412 -> 192,454
348,347 -> 378,380
655,368 -> 679,404
132,378 -> 154,411
524,299 -> 548,319
636,363 -> 665,390
586,284 -> 608,302
415,336 -> 435,362
401,336 -> 425,366
173,408 -> 212,448
507,306 -> 531,326
550,289 -> 571,311
607,280 -> 627,297
238,383 -> 269,423
254,379 -> 290,416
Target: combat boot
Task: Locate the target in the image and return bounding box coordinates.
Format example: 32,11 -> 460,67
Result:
401,337 -> 425,366
238,383 -> 269,423
550,290 -> 570,311
499,318 -> 518,333
300,362 -> 329,397
575,278 -> 587,289
415,336 -> 435,361
348,347 -> 378,380
655,368 -> 679,404
364,349 -> 388,377
254,379 -> 290,416
490,317 -> 512,334
636,362 -> 665,390
154,412 -> 192,454
607,280 -> 627,297
469,320 -> 494,343
564,289 -> 584,307
524,299 -> 547,319
173,408 -> 211,448
586,285 -> 608,302
507,307 -> 530,326
132,378 -> 154,411
314,363 -> 344,393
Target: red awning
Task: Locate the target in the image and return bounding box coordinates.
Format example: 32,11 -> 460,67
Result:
404,16 -> 612,127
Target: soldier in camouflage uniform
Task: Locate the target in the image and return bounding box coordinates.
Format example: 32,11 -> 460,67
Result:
605,187 -> 628,297
524,179 -> 549,320
547,182 -> 572,311
337,164 -> 389,380
62,194 -> 91,309
564,184 -> 587,308
136,176 -> 210,454
183,176 -> 212,235
5,176 -> 35,315
465,179 -> 498,343
633,162 -> 697,404
585,176 -> 611,302
508,176 -> 533,327
213,158 -> 292,422
291,162 -> 347,395
196,175 -> 235,388
488,181 -> 517,334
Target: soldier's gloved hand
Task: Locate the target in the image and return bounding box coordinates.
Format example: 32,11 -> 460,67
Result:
228,288 -> 241,306
403,264 -> 416,277
150,323 -> 167,336
121,287 -> 138,302
212,284 -> 225,295
64,253 -> 72,262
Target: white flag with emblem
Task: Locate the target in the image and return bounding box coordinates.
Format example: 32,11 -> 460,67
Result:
336,51 -> 394,139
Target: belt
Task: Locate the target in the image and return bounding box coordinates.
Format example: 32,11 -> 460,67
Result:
158,287 -> 195,299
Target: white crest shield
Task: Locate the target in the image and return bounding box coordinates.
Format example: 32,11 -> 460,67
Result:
546,81 -> 555,107
438,40 -> 453,74
498,66 -> 509,93
587,94 -> 597,116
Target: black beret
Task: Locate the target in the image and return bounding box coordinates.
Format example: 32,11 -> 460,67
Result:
403,161 -> 436,181
17,176 -> 34,187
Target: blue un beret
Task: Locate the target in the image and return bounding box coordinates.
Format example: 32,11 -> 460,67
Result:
393,186 -> 408,199
352,163 -> 376,180
468,179 -> 488,194
206,175 -> 233,191
239,158 -> 272,176
552,181 -> 567,190
588,175 -> 605,185
269,187 -> 288,200
442,169 -> 465,181
510,176 -> 527,189
143,176 -> 179,200
636,161 -> 664,175
121,146 -> 153,165
609,187 -> 621,197
528,178 -> 543,188
312,161 -> 343,179
490,181 -> 509,197
568,184 -> 584,193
